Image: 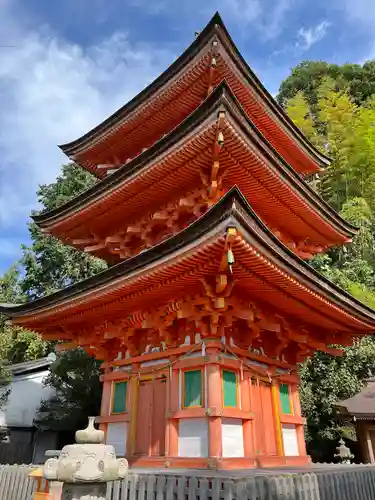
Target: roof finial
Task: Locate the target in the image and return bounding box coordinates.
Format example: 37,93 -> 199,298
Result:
195,31 -> 200,38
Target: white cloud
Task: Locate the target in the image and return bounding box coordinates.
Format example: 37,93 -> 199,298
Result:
0,5 -> 173,243
221,0 -> 293,39
219,0 -> 262,25
296,20 -> 331,51
0,0 -> 294,270
126,0 -> 293,41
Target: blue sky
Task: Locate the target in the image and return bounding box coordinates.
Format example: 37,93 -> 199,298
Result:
0,0 -> 374,274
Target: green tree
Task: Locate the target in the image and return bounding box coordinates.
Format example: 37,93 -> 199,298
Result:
0,163 -> 106,423
0,326 -> 50,364
300,337 -> 375,461
0,265 -> 49,361
285,91 -> 319,144
35,349 -> 101,431
0,267 -> 19,407
21,164 -> 106,300
283,76 -> 375,461
16,164 -> 107,428
0,264 -> 24,305
283,77 -> 375,212
277,60 -> 375,108
315,79 -> 375,209
0,265 -> 51,408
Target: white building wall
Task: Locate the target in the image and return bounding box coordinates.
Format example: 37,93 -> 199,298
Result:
0,370 -> 55,428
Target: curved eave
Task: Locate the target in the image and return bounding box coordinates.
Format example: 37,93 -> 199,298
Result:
35,82 -> 356,244
213,14 -> 330,169
3,187 -> 374,330
59,12 -> 330,172
58,13 -> 219,155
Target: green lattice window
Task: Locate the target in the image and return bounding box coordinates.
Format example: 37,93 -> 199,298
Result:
111,381 -> 127,414
223,370 -> 237,407
184,370 -> 202,407
279,384 -> 292,414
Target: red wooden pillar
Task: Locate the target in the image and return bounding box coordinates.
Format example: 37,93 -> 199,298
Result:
206,346 -> 222,458
166,362 -> 179,457
100,369 -> 112,416
271,380 -> 284,456
127,363 -> 140,456
100,368 -> 112,434
241,372 -> 254,457
291,384 -> 308,456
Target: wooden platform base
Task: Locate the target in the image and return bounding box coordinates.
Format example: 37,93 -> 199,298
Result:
128,455 -> 311,470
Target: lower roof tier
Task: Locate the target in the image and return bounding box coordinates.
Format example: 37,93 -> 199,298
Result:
2,188 -> 374,364
35,83 -> 355,263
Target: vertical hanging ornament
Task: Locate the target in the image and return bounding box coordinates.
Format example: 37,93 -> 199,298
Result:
240,361 -> 244,381
169,362 -> 172,381
202,342 -> 206,357
227,246 -> 235,273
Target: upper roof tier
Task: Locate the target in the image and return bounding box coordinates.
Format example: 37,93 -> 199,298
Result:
1,188 -> 373,364
35,83 -> 355,263
59,12 -> 329,178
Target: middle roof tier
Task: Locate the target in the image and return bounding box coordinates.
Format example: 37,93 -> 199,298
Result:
35,82 -> 356,263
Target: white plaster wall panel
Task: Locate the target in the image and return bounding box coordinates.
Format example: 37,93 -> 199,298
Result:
183,352 -> 203,359
282,424 -> 299,456
106,422 -> 128,456
178,418 -> 208,457
0,370 -> 55,427
222,418 -> 244,457
140,358 -> 169,368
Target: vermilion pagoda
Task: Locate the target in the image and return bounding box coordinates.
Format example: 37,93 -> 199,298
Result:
2,13 -> 375,470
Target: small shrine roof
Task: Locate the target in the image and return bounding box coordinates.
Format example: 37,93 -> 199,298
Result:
59,12 -> 329,177
338,379 -> 375,419
1,187 -> 374,339
34,82 -> 355,257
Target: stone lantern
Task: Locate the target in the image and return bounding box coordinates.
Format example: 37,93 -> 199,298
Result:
44,417 -> 128,500
334,438 -> 354,464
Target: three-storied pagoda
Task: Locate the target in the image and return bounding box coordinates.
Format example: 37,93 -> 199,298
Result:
2,13 -> 375,470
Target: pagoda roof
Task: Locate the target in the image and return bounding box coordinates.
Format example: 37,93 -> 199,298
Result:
59,12 -> 329,177
2,187 -> 374,343
34,82 -> 355,260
